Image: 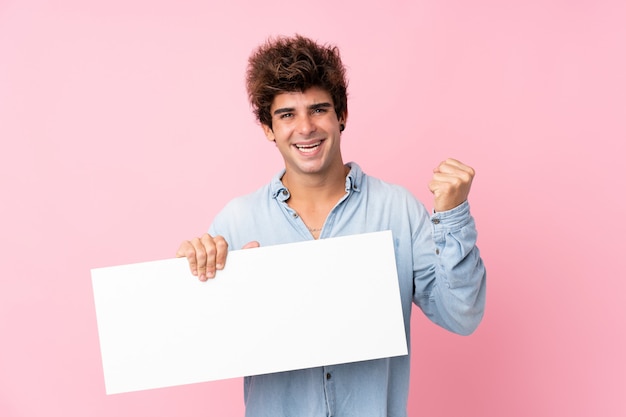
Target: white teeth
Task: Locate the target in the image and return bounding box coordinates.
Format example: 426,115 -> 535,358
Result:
295,142 -> 321,153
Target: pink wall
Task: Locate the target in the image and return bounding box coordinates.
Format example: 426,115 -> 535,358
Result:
1,1 -> 624,416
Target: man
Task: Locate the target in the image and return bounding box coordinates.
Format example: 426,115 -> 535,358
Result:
177,35 -> 486,417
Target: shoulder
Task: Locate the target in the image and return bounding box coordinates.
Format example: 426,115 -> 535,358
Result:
363,172 -> 419,203
365,174 -> 409,193
350,162 -> 412,194
217,183 -> 272,218
208,182 -> 274,245
356,167 -> 429,218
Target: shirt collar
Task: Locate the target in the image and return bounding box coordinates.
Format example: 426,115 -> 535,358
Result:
271,162 -> 363,201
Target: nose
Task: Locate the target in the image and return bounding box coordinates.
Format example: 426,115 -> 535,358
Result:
297,114 -> 316,136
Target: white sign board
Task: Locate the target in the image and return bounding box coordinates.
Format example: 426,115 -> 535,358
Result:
91,231 -> 407,394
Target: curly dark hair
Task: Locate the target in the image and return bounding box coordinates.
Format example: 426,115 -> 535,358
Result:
246,35 -> 348,128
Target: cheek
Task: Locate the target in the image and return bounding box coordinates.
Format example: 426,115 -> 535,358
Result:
273,125 -> 294,141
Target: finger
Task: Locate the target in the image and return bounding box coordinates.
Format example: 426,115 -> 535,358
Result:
212,235 -> 229,270
189,236 -> 210,281
175,241 -> 190,259
433,167 -> 474,189
428,178 -> 440,193
431,172 -> 464,188
437,158 -> 475,177
242,241 -> 260,249
429,171 -> 472,212
199,234 -> 217,280
176,240 -> 200,277
428,177 -> 445,193
428,179 -> 458,200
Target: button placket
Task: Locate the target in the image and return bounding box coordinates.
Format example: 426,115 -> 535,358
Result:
322,366 -> 335,416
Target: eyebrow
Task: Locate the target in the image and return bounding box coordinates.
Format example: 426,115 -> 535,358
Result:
273,102 -> 333,116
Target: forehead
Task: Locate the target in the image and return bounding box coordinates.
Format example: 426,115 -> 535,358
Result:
270,86 -> 334,110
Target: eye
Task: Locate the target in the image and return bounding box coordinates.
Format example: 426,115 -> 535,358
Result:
312,107 -> 327,115
279,112 -> 293,119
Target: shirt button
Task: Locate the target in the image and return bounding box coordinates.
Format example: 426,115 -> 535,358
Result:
326,373 -> 331,380
436,249 -> 440,255
432,218 -> 440,225
292,213 -> 298,218
282,190 -> 288,196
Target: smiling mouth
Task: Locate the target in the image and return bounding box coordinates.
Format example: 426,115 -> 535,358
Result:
294,141 -> 322,153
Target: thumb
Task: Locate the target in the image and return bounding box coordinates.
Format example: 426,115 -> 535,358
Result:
242,241 -> 260,249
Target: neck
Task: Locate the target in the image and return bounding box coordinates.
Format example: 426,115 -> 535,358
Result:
281,164 -> 349,240
282,164 -> 349,205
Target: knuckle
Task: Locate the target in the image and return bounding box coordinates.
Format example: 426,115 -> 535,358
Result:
195,247 -> 207,262
191,237 -> 203,249
204,244 -> 216,257
184,248 -> 197,260
214,236 -> 229,250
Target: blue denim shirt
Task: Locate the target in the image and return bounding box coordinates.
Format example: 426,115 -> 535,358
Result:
209,162 -> 486,417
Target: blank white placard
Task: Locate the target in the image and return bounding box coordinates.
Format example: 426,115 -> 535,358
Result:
91,230 -> 407,394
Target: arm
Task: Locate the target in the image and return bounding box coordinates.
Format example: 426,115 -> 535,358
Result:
414,201 -> 486,335
413,159 -> 486,335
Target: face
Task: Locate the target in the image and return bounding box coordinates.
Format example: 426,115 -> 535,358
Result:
262,86 -> 346,179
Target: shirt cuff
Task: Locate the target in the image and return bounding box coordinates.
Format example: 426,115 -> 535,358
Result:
430,200 -> 471,233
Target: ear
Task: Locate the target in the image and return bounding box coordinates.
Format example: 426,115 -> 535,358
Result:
261,123 -> 275,142
339,111 -> 348,132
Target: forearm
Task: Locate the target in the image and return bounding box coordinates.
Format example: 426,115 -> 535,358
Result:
414,201 -> 487,335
